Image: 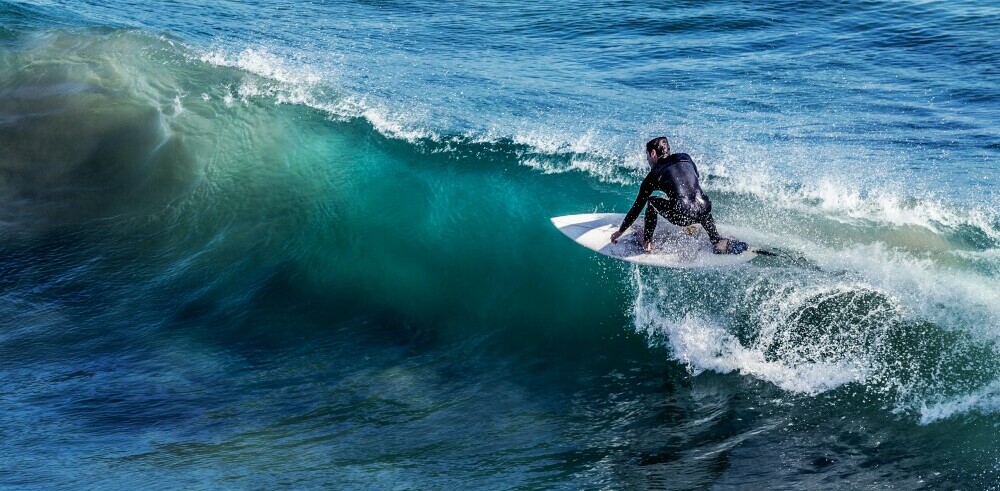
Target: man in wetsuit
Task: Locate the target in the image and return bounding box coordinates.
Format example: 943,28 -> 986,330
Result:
610,136 -> 746,255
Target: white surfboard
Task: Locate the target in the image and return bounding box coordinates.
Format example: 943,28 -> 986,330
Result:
551,213 -> 758,268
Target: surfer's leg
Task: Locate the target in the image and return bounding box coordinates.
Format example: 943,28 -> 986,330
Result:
699,213 -> 730,253
644,197 -> 671,244
700,213 -> 749,254
699,213 -> 723,244
691,200 -> 731,252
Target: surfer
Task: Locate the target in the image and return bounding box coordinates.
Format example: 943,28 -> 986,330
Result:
610,137 -> 747,254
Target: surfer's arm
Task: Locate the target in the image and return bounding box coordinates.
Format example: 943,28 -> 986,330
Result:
616,174 -> 655,235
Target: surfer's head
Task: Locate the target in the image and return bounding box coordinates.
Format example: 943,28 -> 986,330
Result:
645,136 -> 670,166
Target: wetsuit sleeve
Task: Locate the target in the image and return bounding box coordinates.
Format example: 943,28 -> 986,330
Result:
618,173 -> 656,234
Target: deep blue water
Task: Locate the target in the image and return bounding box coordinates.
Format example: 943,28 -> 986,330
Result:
1,0 -> 998,488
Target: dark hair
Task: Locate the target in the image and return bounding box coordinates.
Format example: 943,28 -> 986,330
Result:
646,137 -> 670,157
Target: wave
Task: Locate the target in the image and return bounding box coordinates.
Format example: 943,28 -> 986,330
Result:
196,45 -> 1000,247
0,30 -> 199,236
4,27 -> 999,425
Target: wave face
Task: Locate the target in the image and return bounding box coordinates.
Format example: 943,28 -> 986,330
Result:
1,1 -> 998,489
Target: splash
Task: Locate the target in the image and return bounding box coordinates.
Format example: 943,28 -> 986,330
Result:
631,245 -> 1000,423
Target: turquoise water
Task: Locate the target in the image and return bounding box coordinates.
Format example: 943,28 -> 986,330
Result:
0,0 -> 998,488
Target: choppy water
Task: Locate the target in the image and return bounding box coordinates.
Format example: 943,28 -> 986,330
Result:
1,0 -> 998,488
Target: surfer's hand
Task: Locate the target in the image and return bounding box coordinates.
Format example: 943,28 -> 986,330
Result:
610,230 -> 623,244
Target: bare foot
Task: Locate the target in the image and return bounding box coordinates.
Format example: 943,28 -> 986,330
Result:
640,237 -> 653,253
713,238 -> 731,254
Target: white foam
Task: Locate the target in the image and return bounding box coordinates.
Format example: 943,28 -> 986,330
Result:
198,47 -> 438,143
810,242 -> 1000,338
947,248 -> 1000,271
511,128 -> 603,156
710,171 -> 1000,242
632,270 -> 869,395
669,314 -> 860,394
171,94 -> 184,117
520,157 -> 633,185
631,236 -> 1000,422
199,47 -> 320,86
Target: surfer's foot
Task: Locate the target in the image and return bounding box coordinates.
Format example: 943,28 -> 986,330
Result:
640,237 -> 653,253
712,238 -> 730,254
712,238 -> 750,255
685,225 -> 698,236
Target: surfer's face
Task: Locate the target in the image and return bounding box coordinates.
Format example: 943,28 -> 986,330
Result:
646,150 -> 658,167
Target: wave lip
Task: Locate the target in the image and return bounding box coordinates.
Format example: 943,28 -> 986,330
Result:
198,46 -> 441,144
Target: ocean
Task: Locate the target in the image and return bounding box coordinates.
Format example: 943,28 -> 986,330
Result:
0,0 -> 997,488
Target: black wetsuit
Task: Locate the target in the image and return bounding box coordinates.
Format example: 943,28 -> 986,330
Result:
617,153 -> 723,245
